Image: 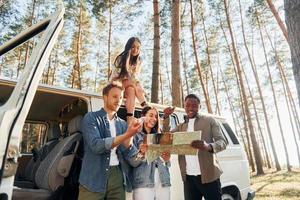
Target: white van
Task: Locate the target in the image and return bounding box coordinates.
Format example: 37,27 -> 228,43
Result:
0,8 -> 255,200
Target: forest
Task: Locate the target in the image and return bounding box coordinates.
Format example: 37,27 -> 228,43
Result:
1,0 -> 300,177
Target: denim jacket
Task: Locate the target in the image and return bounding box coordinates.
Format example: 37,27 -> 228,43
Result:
79,108 -> 138,193
127,131 -> 171,189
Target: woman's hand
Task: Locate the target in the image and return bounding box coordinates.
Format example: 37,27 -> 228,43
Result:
139,143 -> 148,155
161,151 -> 170,162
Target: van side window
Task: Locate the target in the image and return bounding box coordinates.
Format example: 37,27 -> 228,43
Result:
220,127 -> 229,144
222,123 -> 239,144
20,122 -> 47,153
170,115 -> 177,130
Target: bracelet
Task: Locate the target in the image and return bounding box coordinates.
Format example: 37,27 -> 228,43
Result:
209,144 -> 214,153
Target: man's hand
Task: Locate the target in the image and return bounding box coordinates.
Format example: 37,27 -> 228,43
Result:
161,151 -> 170,162
125,119 -> 141,138
163,107 -> 175,119
191,140 -> 213,152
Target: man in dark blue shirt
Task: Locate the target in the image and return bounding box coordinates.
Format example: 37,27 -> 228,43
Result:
78,82 -> 141,200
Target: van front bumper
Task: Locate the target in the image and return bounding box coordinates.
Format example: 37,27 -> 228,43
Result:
246,191 -> 255,200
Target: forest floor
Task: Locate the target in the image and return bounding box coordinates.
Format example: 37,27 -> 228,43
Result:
251,168 -> 300,200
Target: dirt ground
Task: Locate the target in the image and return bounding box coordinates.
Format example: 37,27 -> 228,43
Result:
251,169 -> 300,200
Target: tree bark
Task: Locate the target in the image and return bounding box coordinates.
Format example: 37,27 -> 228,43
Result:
51,50 -> 59,85
223,0 -> 264,174
171,0 -> 182,107
72,2 -> 83,89
164,50 -> 172,93
159,68 -> 164,104
219,63 -> 251,164
219,20 -> 255,171
181,42 -> 190,95
23,0 -> 36,77
266,0 -> 288,41
264,27 -> 300,166
16,47 -> 22,78
151,0 -> 160,103
107,0 -> 112,80
284,0 -> 300,106
219,23 -> 255,171
45,53 -> 52,84
238,0 -> 274,169
240,56 -> 272,169
189,0 -> 212,112
256,11 -> 291,171
200,5 -> 220,114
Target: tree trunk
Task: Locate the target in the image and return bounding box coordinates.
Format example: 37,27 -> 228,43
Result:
223,0 -> 264,174
189,0 -> 212,113
45,53 -> 52,84
238,0 -> 273,169
256,11 -> 291,171
219,63 -> 251,164
264,28 -> 300,166
250,28 -> 281,171
181,80 -> 185,107
200,6 -> 220,114
0,58 -> 2,75
51,50 -> 58,85
266,0 -> 288,41
171,0 -> 182,107
264,24 -> 300,138
107,0 -> 112,80
275,51 -> 300,138
164,50 -> 172,93
23,0 -> 36,76
219,20 -> 255,172
284,0 -> 300,106
16,47 -> 22,78
72,2 -> 83,90
276,53 -> 300,166
151,0 -> 160,103
159,68 -> 164,104
181,42 -> 190,95
241,57 -> 272,169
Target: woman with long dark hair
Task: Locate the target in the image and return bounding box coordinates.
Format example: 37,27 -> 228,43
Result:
128,106 -> 171,200
110,37 -> 147,123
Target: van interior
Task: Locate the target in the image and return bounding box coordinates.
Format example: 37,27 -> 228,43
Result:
0,81 -> 89,199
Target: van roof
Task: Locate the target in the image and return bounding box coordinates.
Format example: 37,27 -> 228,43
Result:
0,77 -> 101,98
0,77 -> 226,121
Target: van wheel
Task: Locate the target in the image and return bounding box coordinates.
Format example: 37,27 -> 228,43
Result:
222,193 -> 235,200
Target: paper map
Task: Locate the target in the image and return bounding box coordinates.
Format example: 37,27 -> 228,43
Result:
144,131 -> 202,163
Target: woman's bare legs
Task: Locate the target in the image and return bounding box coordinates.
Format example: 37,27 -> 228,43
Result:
123,79 -> 136,124
125,86 -> 136,115
135,82 -> 147,106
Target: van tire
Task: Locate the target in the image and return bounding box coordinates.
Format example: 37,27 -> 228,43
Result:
222,193 -> 235,200
222,186 -> 241,200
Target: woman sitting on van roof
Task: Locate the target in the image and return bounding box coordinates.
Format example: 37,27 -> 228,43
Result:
109,37 -> 148,124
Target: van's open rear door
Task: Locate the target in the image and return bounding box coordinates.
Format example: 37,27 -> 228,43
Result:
0,7 -> 64,199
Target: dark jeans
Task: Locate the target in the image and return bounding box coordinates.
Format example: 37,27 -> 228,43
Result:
184,175 -> 222,200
